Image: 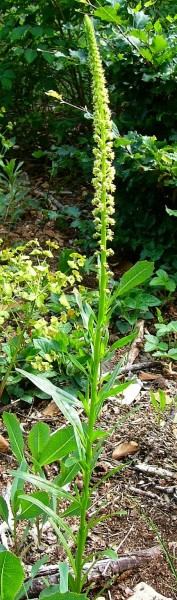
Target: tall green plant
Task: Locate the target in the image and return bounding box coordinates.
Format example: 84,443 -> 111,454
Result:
9,16 -> 154,598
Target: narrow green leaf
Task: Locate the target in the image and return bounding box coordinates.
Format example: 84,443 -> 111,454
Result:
15,557 -> 48,600
28,423 -> 50,461
17,369 -> 80,406
11,460 -> 27,514
100,380 -> 133,402
0,497 -> 8,524
0,551 -> 24,600
66,354 -> 87,375
58,562 -> 69,593
10,471 -> 73,502
3,413 -> 24,464
19,495 -> 76,541
109,331 -> 138,352
99,362 -> 123,397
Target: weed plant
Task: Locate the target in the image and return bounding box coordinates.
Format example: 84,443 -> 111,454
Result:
1,16 -> 154,600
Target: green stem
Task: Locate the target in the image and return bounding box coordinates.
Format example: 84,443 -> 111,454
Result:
74,113 -> 108,594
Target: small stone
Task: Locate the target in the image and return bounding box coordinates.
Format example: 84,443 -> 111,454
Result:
130,581 -> 172,600
112,441 -> 139,460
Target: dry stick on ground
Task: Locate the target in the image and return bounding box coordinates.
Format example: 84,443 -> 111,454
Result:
25,546 -> 161,596
118,360 -> 162,375
134,463 -> 177,479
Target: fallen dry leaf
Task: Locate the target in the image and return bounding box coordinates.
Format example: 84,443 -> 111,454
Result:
139,372 -> 165,384
121,380 -> 142,405
0,435 -> 10,452
42,400 -> 59,416
127,320 -> 144,366
112,441 -> 139,460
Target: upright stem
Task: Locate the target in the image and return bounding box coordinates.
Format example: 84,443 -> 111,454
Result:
74,95 -> 108,598
71,15 -> 115,592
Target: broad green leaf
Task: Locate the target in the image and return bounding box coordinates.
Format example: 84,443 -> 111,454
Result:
11,26 -> 27,40
40,586 -> 60,599
31,26 -> 43,37
109,261 -> 154,305
100,548 -> 118,559
18,492 -> 50,520
151,35 -> 168,53
0,551 -> 24,600
43,52 -> 55,64
28,422 -> 50,461
158,389 -> 167,410
38,426 -> 77,466
62,500 -> 81,518
0,497 -> 8,524
24,49 -> 37,63
139,48 -> 152,61
17,370 -> 84,460
167,349 -> 177,360
94,5 -> 122,24
55,461 -> 79,487
3,413 -> 24,464
40,593 -> 87,600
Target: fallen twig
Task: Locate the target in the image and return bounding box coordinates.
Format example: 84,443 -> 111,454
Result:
118,360 -> 162,375
25,546 -> 161,597
134,463 -> 177,479
129,486 -> 159,499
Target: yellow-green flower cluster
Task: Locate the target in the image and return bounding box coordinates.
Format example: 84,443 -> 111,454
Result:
0,241 -> 84,325
85,16 -> 115,257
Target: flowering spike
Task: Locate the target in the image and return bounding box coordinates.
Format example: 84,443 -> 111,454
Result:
84,15 -> 115,273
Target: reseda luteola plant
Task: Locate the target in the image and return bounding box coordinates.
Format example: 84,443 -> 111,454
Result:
5,16 -> 153,599
74,16 -> 116,590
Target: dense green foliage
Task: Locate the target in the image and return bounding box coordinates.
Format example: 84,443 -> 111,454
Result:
0,1 -> 177,262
